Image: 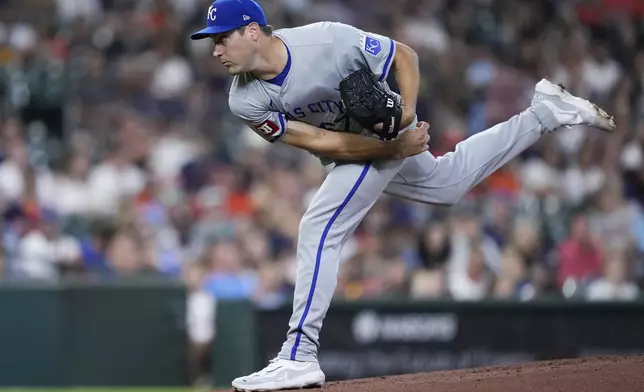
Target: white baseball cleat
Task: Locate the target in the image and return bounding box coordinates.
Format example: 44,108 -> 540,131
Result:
531,78 -> 616,133
232,358 -> 325,391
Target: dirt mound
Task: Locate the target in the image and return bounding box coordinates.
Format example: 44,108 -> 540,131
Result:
323,356 -> 644,392
221,355 -> 644,392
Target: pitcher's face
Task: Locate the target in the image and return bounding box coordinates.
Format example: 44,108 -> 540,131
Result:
211,27 -> 257,75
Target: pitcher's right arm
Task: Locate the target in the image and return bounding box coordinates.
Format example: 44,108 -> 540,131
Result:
281,119 -> 429,161
229,94 -> 428,161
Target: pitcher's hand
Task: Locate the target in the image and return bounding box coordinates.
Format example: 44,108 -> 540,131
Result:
394,122 -> 430,159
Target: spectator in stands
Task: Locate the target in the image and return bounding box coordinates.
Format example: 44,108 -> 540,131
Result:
410,269 -> 447,299
238,228 -> 272,270
449,244 -> 493,301
416,221 -> 452,270
252,262 -> 289,309
38,150 -> 93,217
88,137 -> 146,216
585,248 -> 640,301
0,140 -> 30,202
78,218 -> 118,277
495,217 -> 551,300
590,176 -> 644,254
105,222 -> 156,277
493,246 -> 529,299
202,240 -> 258,300
557,212 -> 604,289
336,254 -> 368,300
184,261 -> 215,386
562,136 -> 606,207
17,208 -> 82,280
481,195 -> 515,248
447,209 -> 501,300
582,40 -> 623,103
336,233 -> 391,300
620,122 -> 644,206
409,221 -> 450,299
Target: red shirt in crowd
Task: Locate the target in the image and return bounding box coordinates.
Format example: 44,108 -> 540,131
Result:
577,0 -> 644,26
557,239 -> 603,287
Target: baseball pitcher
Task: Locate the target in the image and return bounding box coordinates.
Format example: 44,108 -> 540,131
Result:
190,1 -> 615,391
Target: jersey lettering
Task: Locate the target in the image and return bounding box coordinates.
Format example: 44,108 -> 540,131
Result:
293,108 -> 306,118
284,100 -> 344,121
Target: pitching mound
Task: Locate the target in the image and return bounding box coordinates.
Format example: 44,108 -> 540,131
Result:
322,356 -> 644,392
222,356 -> 644,392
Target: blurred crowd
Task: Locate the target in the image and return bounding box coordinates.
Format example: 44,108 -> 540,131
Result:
1,0 -> 644,320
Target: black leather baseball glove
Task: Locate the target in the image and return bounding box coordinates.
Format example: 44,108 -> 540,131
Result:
337,68 -> 403,140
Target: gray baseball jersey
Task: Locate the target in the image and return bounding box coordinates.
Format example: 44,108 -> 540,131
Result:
226,22 -> 556,363
229,21 -> 396,156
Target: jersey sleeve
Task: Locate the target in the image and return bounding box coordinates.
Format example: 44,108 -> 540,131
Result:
229,94 -> 287,143
330,22 -> 396,82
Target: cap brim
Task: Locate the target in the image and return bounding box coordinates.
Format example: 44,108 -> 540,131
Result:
190,26 -> 239,40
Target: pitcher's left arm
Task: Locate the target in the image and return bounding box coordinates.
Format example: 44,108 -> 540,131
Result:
330,22 -> 420,130
390,41 -> 420,129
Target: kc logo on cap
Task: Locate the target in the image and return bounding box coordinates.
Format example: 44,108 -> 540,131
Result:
190,0 -> 268,40
208,6 -> 217,21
